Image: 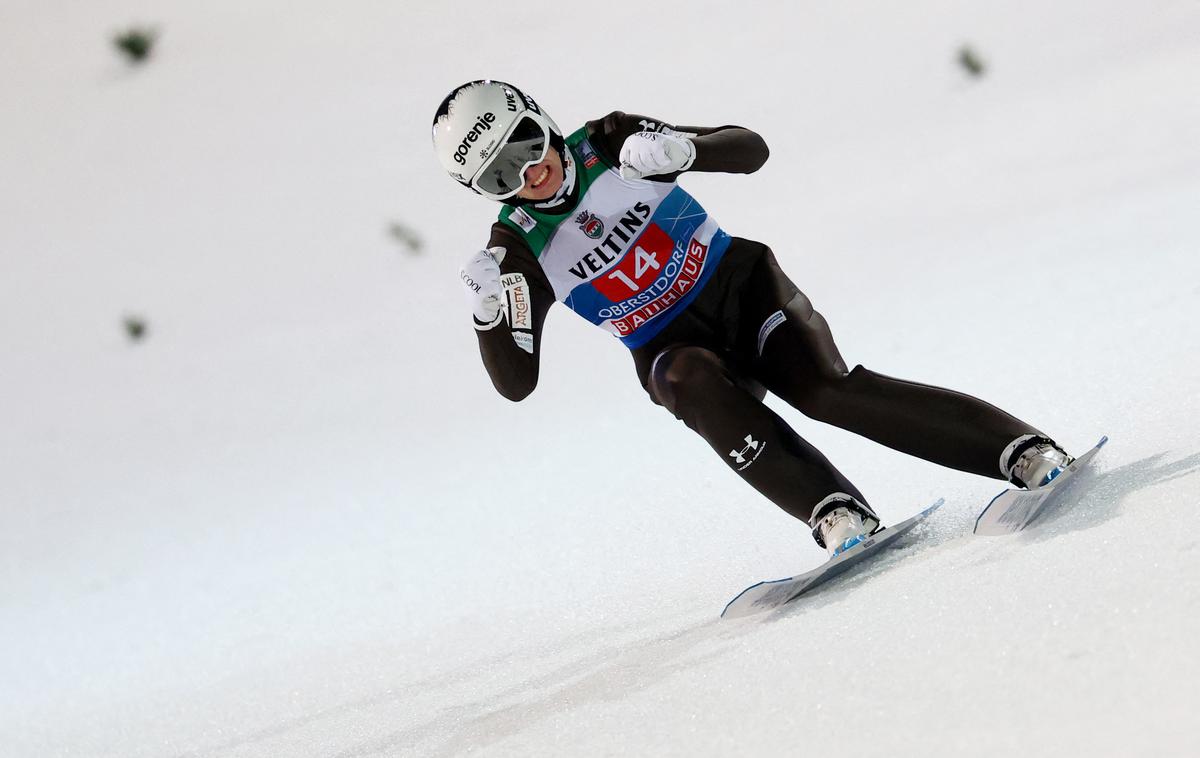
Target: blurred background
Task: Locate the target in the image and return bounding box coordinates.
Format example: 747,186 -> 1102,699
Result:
3,1 -> 1199,756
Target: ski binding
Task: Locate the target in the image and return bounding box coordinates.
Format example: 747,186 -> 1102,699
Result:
974,436 -> 1108,536
721,499 -> 944,619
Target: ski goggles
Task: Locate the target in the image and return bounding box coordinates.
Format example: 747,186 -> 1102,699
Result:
469,113 -> 552,201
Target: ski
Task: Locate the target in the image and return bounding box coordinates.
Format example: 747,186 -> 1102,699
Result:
973,436 -> 1108,536
721,499 -> 944,619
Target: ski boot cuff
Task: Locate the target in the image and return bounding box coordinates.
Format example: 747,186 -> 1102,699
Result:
1000,434 -> 1071,488
808,493 -> 881,549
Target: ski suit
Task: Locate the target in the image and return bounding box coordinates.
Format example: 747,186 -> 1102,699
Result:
471,111 -> 1041,522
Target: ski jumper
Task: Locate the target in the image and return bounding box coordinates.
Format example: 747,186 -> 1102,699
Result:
471,111 -> 1042,522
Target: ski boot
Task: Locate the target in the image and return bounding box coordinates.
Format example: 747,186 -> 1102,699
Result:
1001,435 -> 1074,489
809,494 -> 882,557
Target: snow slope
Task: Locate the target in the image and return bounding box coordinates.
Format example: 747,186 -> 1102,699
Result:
2,1 -> 1199,755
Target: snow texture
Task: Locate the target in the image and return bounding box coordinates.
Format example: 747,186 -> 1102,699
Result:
2,1 -> 1199,756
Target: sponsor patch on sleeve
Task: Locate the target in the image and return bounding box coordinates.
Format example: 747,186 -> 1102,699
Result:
757,310 -> 786,356
511,331 -> 533,354
501,272 -> 534,353
500,273 -> 531,330
508,208 -> 537,233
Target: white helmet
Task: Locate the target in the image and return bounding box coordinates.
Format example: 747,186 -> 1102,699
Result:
432,80 -> 563,201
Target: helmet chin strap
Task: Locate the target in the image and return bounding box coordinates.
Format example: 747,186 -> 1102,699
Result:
532,147 -> 576,209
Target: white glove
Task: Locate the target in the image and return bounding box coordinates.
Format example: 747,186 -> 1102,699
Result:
619,131 -> 696,180
459,246 -> 506,327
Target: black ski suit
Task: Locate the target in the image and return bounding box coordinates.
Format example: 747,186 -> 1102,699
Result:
470,111 -> 1042,522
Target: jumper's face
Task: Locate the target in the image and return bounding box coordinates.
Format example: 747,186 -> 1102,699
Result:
515,146 -> 564,202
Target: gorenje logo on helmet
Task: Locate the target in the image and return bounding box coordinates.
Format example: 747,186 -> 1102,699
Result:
453,112 -> 498,165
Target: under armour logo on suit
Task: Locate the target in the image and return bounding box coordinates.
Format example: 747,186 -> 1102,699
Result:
729,434 -> 766,470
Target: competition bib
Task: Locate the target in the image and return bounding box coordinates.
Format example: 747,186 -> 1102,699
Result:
499,132 -> 731,349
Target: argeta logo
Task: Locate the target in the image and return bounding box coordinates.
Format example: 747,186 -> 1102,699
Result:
729,434 -> 765,471
574,210 -> 604,239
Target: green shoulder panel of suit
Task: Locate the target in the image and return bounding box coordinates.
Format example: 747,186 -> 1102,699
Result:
496,126 -> 614,259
